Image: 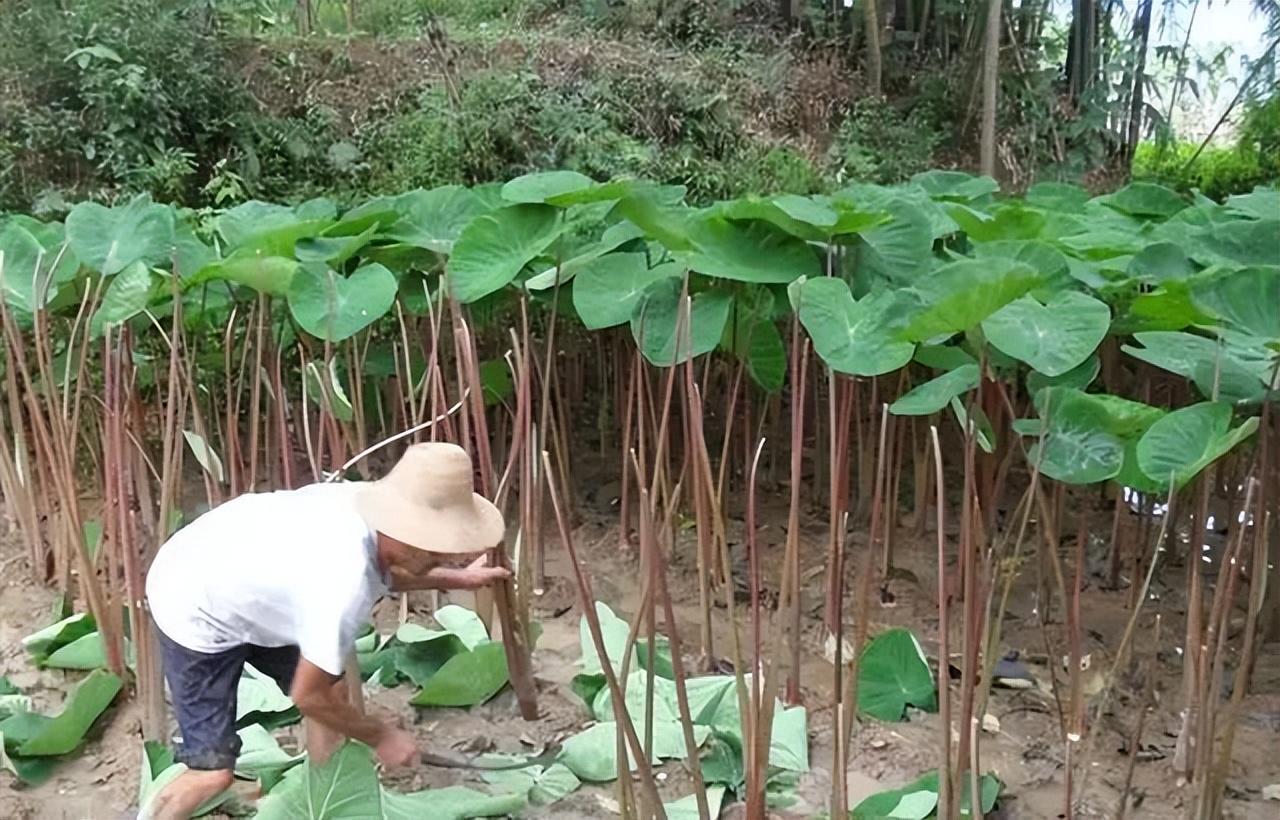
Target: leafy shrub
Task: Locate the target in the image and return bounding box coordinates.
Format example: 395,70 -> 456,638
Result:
829,98 -> 943,184
1132,141 -> 1271,201
0,0 -> 246,208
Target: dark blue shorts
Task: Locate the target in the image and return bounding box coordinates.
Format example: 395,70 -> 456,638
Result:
156,627 -> 299,770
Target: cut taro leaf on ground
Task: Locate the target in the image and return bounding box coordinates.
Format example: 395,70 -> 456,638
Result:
236,664 -> 299,729
481,761 -> 581,806
256,740 -> 525,820
1,669 -> 122,785
857,628 -> 937,721
22,612 -> 97,665
851,770 -> 1001,819
409,640 -> 510,708
664,786 -> 727,820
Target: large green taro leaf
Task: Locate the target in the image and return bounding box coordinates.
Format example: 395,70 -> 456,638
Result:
446,204 -> 563,303
630,279 -> 732,367
288,262 -> 397,342
572,253 -> 682,330
852,770 -> 1001,819
899,258 -> 1044,341
23,612 -> 97,664
675,217 -> 820,283
1025,388 -> 1127,485
911,170 -> 999,202
215,200 -> 333,257
720,290 -> 787,392
1185,219 -> 1280,267
1122,331 -> 1271,404
890,364 -> 980,416
0,220 -> 80,317
501,171 -> 633,207
189,250 -> 300,296
383,185 -> 492,254
10,669 -> 121,756
66,194 -> 175,275
794,277 -> 914,376
837,187 -> 936,285
857,628 -> 937,721
1224,187 -> 1280,220
1188,265 -> 1280,342
1099,182 -> 1187,219
90,260 -> 153,336
408,641 -> 509,707
524,222 -> 646,291
982,291 -> 1111,377
557,720 -> 710,782
708,193 -> 885,240
1025,181 -> 1090,212
1127,241 -> 1195,284
946,202 -> 1046,242
1136,402 -> 1259,490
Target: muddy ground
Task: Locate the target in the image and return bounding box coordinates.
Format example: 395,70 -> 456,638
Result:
2,483 -> 1279,819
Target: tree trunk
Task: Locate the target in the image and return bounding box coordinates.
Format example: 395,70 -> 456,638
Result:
297,0 -> 312,35
864,0 -> 883,96
1124,0 -> 1153,161
1068,0 -> 1097,101
980,0 -> 1001,175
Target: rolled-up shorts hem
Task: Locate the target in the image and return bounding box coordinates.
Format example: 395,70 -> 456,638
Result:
156,626 -> 299,772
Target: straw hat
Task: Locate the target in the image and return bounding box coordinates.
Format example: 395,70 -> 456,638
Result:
355,442 -> 504,554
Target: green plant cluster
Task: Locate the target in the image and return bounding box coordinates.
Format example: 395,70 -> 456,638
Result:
361,64 -> 827,202
3,172 -> 1276,496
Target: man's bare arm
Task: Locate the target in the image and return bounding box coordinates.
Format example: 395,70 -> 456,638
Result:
388,557 -> 510,593
290,659 -> 386,746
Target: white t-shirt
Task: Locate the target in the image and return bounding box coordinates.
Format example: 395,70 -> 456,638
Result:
146,482 -> 388,676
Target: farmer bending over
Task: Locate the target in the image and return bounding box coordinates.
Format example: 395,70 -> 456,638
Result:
142,442 -> 509,819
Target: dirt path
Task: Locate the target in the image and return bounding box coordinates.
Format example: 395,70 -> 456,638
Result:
3,497 -> 1278,818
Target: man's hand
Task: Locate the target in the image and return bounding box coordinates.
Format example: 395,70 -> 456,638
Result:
424,554 -> 511,591
375,727 -> 418,769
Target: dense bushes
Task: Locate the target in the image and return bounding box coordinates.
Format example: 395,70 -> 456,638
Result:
828,97 -> 944,185
0,0 -> 244,209
1132,97 -> 1280,200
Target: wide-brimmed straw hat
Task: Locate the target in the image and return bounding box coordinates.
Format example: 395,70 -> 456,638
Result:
355,442 -> 504,554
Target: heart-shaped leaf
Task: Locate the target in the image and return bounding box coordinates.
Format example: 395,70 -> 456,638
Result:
447,204 -> 563,303
383,186 -> 493,254
1137,402 -> 1259,489
857,628 -> 937,721
66,195 -> 175,275
676,217 -> 820,283
91,260 -> 153,336
795,278 -> 915,376
409,641 -> 509,707
630,279 -> 732,367
288,262 -> 397,342
572,253 -> 682,330
1025,388 -> 1125,484
1188,265 -> 1280,341
900,258 -> 1044,341
982,291 -> 1111,377
1100,182 -> 1187,219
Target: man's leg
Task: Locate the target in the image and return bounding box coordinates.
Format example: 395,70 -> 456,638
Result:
146,630 -> 245,819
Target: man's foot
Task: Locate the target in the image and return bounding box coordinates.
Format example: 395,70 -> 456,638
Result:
141,768 -> 233,820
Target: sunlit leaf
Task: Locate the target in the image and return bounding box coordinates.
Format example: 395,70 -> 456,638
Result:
183,430 -> 226,483
447,204 -> 563,303
1137,402 -> 1259,489
795,278 -> 914,376
288,262 -> 397,342
982,291 -> 1110,377
66,195 -> 175,275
